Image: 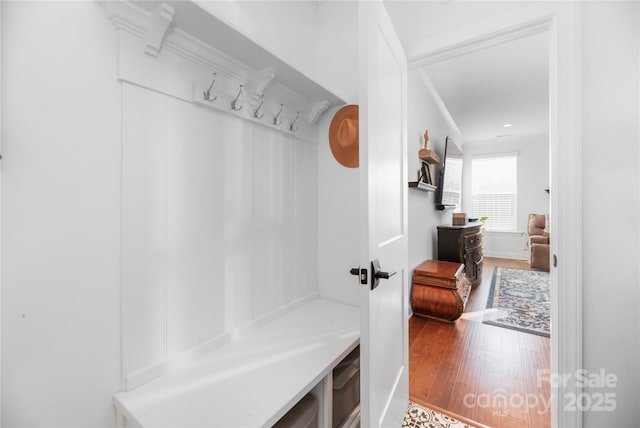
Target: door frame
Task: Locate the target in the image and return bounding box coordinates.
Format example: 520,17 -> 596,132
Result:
407,3 -> 582,428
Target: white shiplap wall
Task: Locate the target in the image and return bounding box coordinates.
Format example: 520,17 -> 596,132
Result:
121,83 -> 318,384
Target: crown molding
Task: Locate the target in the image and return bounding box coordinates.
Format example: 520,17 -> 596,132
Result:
413,68 -> 462,142
408,15 -> 551,70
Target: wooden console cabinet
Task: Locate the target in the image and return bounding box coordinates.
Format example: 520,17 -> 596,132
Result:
411,260 -> 471,321
437,223 -> 483,288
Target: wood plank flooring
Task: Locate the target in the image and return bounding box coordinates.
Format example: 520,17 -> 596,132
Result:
409,257 -> 550,428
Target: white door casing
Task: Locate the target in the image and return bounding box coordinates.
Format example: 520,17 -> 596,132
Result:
358,2 -> 409,427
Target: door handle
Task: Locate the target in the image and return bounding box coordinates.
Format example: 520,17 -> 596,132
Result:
375,270 -> 397,280
371,259 -> 396,291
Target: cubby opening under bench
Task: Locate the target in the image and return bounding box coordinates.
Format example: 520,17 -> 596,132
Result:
113,299 -> 360,428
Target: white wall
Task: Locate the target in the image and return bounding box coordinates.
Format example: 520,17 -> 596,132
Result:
315,2 -> 360,304
1,2 -> 121,425
317,105 -> 360,306
195,0 -> 363,307
120,83 -> 318,382
194,1 -> 361,307
581,2 -> 639,426
461,134 -> 550,259
406,73 -> 457,273
313,1 -> 359,103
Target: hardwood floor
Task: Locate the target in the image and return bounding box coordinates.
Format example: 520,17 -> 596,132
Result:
409,257 -> 550,428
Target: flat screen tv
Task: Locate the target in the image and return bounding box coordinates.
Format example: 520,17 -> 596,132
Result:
436,137 -> 463,210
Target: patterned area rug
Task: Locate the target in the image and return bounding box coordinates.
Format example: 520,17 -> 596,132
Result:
403,402 -> 476,428
484,267 -> 550,337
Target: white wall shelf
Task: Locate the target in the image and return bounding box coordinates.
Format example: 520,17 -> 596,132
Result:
409,181 -> 437,192
101,0 -> 345,144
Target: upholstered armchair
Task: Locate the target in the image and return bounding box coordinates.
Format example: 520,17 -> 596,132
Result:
528,214 -> 550,271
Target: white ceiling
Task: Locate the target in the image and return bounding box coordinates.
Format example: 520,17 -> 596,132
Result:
384,1 -> 549,144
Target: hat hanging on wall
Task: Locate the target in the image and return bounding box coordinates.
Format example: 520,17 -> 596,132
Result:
329,104 -> 359,168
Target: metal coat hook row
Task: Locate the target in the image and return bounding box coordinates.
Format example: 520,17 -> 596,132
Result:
288,111 -> 300,132
273,104 -> 283,126
231,84 -> 244,111
203,73 -> 217,102
253,95 -> 265,119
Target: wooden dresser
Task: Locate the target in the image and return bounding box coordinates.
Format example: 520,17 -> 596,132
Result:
437,223 -> 483,288
411,260 -> 471,321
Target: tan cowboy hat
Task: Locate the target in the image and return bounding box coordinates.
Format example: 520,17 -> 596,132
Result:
329,105 -> 359,168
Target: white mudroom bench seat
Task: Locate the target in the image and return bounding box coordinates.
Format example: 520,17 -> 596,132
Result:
113,298 -> 360,427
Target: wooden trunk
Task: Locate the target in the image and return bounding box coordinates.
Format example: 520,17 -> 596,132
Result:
411,260 -> 471,322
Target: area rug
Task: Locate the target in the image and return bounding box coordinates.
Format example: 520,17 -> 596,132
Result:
403,401 -> 476,428
484,267 -> 550,337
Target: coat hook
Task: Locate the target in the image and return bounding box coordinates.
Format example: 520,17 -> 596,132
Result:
288,110 -> 300,132
203,72 -> 217,102
273,104 -> 283,126
231,84 -> 244,111
253,95 -> 265,119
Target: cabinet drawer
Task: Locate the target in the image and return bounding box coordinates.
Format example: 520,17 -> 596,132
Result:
474,248 -> 483,263
457,275 -> 472,305
464,232 -> 482,249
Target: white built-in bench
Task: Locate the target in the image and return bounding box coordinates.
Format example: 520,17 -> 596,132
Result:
113,299 -> 360,427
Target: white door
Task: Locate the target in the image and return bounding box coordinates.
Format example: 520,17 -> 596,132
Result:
358,2 -> 409,427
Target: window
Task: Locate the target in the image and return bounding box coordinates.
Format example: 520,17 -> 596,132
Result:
472,155 -> 517,231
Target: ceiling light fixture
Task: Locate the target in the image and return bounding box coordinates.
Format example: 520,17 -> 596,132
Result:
503,123 -> 513,128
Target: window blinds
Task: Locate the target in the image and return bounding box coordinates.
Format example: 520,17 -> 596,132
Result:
472,155 -> 517,231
